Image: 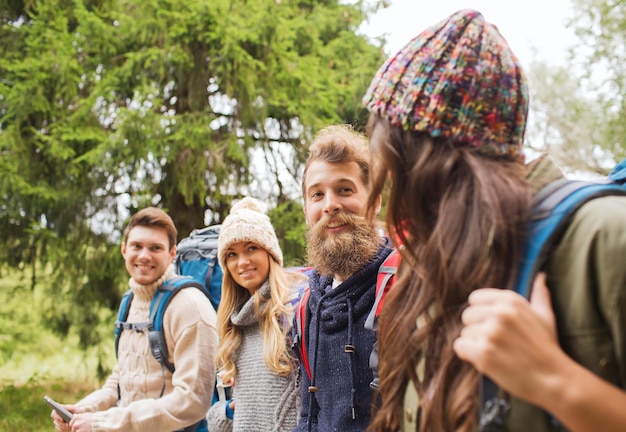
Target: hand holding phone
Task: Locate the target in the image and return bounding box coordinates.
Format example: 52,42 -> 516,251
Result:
44,395 -> 74,423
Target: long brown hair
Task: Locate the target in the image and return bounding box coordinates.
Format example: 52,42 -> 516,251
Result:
366,115 -> 533,431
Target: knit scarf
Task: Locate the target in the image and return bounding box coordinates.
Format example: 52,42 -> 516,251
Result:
230,280 -> 271,327
129,264 -> 176,304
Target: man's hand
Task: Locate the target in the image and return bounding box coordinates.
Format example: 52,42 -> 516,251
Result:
51,404 -> 82,432
68,412 -> 94,432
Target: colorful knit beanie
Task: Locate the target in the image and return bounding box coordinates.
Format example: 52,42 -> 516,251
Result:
218,197 -> 283,268
363,9 -> 528,158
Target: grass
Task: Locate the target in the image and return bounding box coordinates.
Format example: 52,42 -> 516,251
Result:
0,378 -> 95,431
0,345 -> 106,431
0,268 -> 113,431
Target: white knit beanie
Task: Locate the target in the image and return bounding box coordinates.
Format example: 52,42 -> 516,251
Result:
218,197 -> 284,268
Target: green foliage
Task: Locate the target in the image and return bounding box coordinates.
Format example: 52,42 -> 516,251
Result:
0,381 -> 49,432
0,273 -> 41,362
0,0 -> 384,353
269,199 -> 308,266
528,0 -> 625,173
0,267 -> 117,382
569,0 -> 626,163
527,61 -> 618,173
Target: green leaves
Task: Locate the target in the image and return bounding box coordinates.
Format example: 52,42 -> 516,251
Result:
527,0 -> 625,173
0,0 -> 384,349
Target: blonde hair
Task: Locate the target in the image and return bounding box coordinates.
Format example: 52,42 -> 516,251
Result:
216,258 -> 307,383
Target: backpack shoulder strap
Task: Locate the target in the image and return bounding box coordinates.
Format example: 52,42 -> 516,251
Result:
479,172 -> 626,431
294,286 -> 312,381
608,158 -> 626,183
151,277 -> 209,432
147,275 -> 205,374
114,288 -> 134,359
514,178 -> 626,298
365,249 -> 401,331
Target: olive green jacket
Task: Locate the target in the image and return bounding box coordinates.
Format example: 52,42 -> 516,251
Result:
402,155 -> 626,431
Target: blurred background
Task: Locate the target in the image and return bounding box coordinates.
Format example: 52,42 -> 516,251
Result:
1,0 -> 624,429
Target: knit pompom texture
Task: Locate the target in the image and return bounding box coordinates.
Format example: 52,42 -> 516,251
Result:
217,197 -> 284,268
230,197 -> 263,214
363,9 -> 528,159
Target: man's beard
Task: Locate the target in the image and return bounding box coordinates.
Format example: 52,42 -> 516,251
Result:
306,211 -> 382,279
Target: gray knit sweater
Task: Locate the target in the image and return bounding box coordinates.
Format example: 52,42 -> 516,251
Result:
206,281 -> 300,432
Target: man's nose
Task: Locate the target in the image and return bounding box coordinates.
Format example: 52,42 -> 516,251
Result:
323,192 -> 341,214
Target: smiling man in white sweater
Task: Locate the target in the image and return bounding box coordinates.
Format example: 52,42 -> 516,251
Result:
50,207 -> 218,432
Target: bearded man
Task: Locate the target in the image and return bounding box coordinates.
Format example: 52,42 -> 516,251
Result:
293,125 -> 394,432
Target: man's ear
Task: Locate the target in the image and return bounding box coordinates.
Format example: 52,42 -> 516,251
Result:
120,241 -> 127,257
303,201 -> 310,226
169,245 -> 176,261
374,194 -> 382,215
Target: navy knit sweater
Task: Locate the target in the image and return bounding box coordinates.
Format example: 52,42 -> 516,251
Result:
294,240 -> 394,432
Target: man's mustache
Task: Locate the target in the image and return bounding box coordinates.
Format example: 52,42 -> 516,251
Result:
314,211 -> 362,231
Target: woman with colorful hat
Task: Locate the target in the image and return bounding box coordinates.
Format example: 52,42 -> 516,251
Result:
362,9 -> 626,432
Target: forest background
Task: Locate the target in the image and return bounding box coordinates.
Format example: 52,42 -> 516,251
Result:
0,0 -> 624,429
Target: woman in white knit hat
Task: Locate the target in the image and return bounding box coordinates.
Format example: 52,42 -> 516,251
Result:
206,197 -> 307,432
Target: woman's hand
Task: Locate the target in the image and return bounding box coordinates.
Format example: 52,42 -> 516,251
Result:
453,272 -> 566,406
454,272 -> 626,431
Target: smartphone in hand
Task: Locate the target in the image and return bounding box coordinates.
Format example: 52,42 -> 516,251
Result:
44,395 -> 74,423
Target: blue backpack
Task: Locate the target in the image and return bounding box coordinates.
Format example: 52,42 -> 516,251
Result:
174,224 -> 223,311
114,224 -> 225,432
479,159 -> 626,431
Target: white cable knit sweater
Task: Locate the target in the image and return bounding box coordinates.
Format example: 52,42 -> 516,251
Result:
77,265 -> 218,432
